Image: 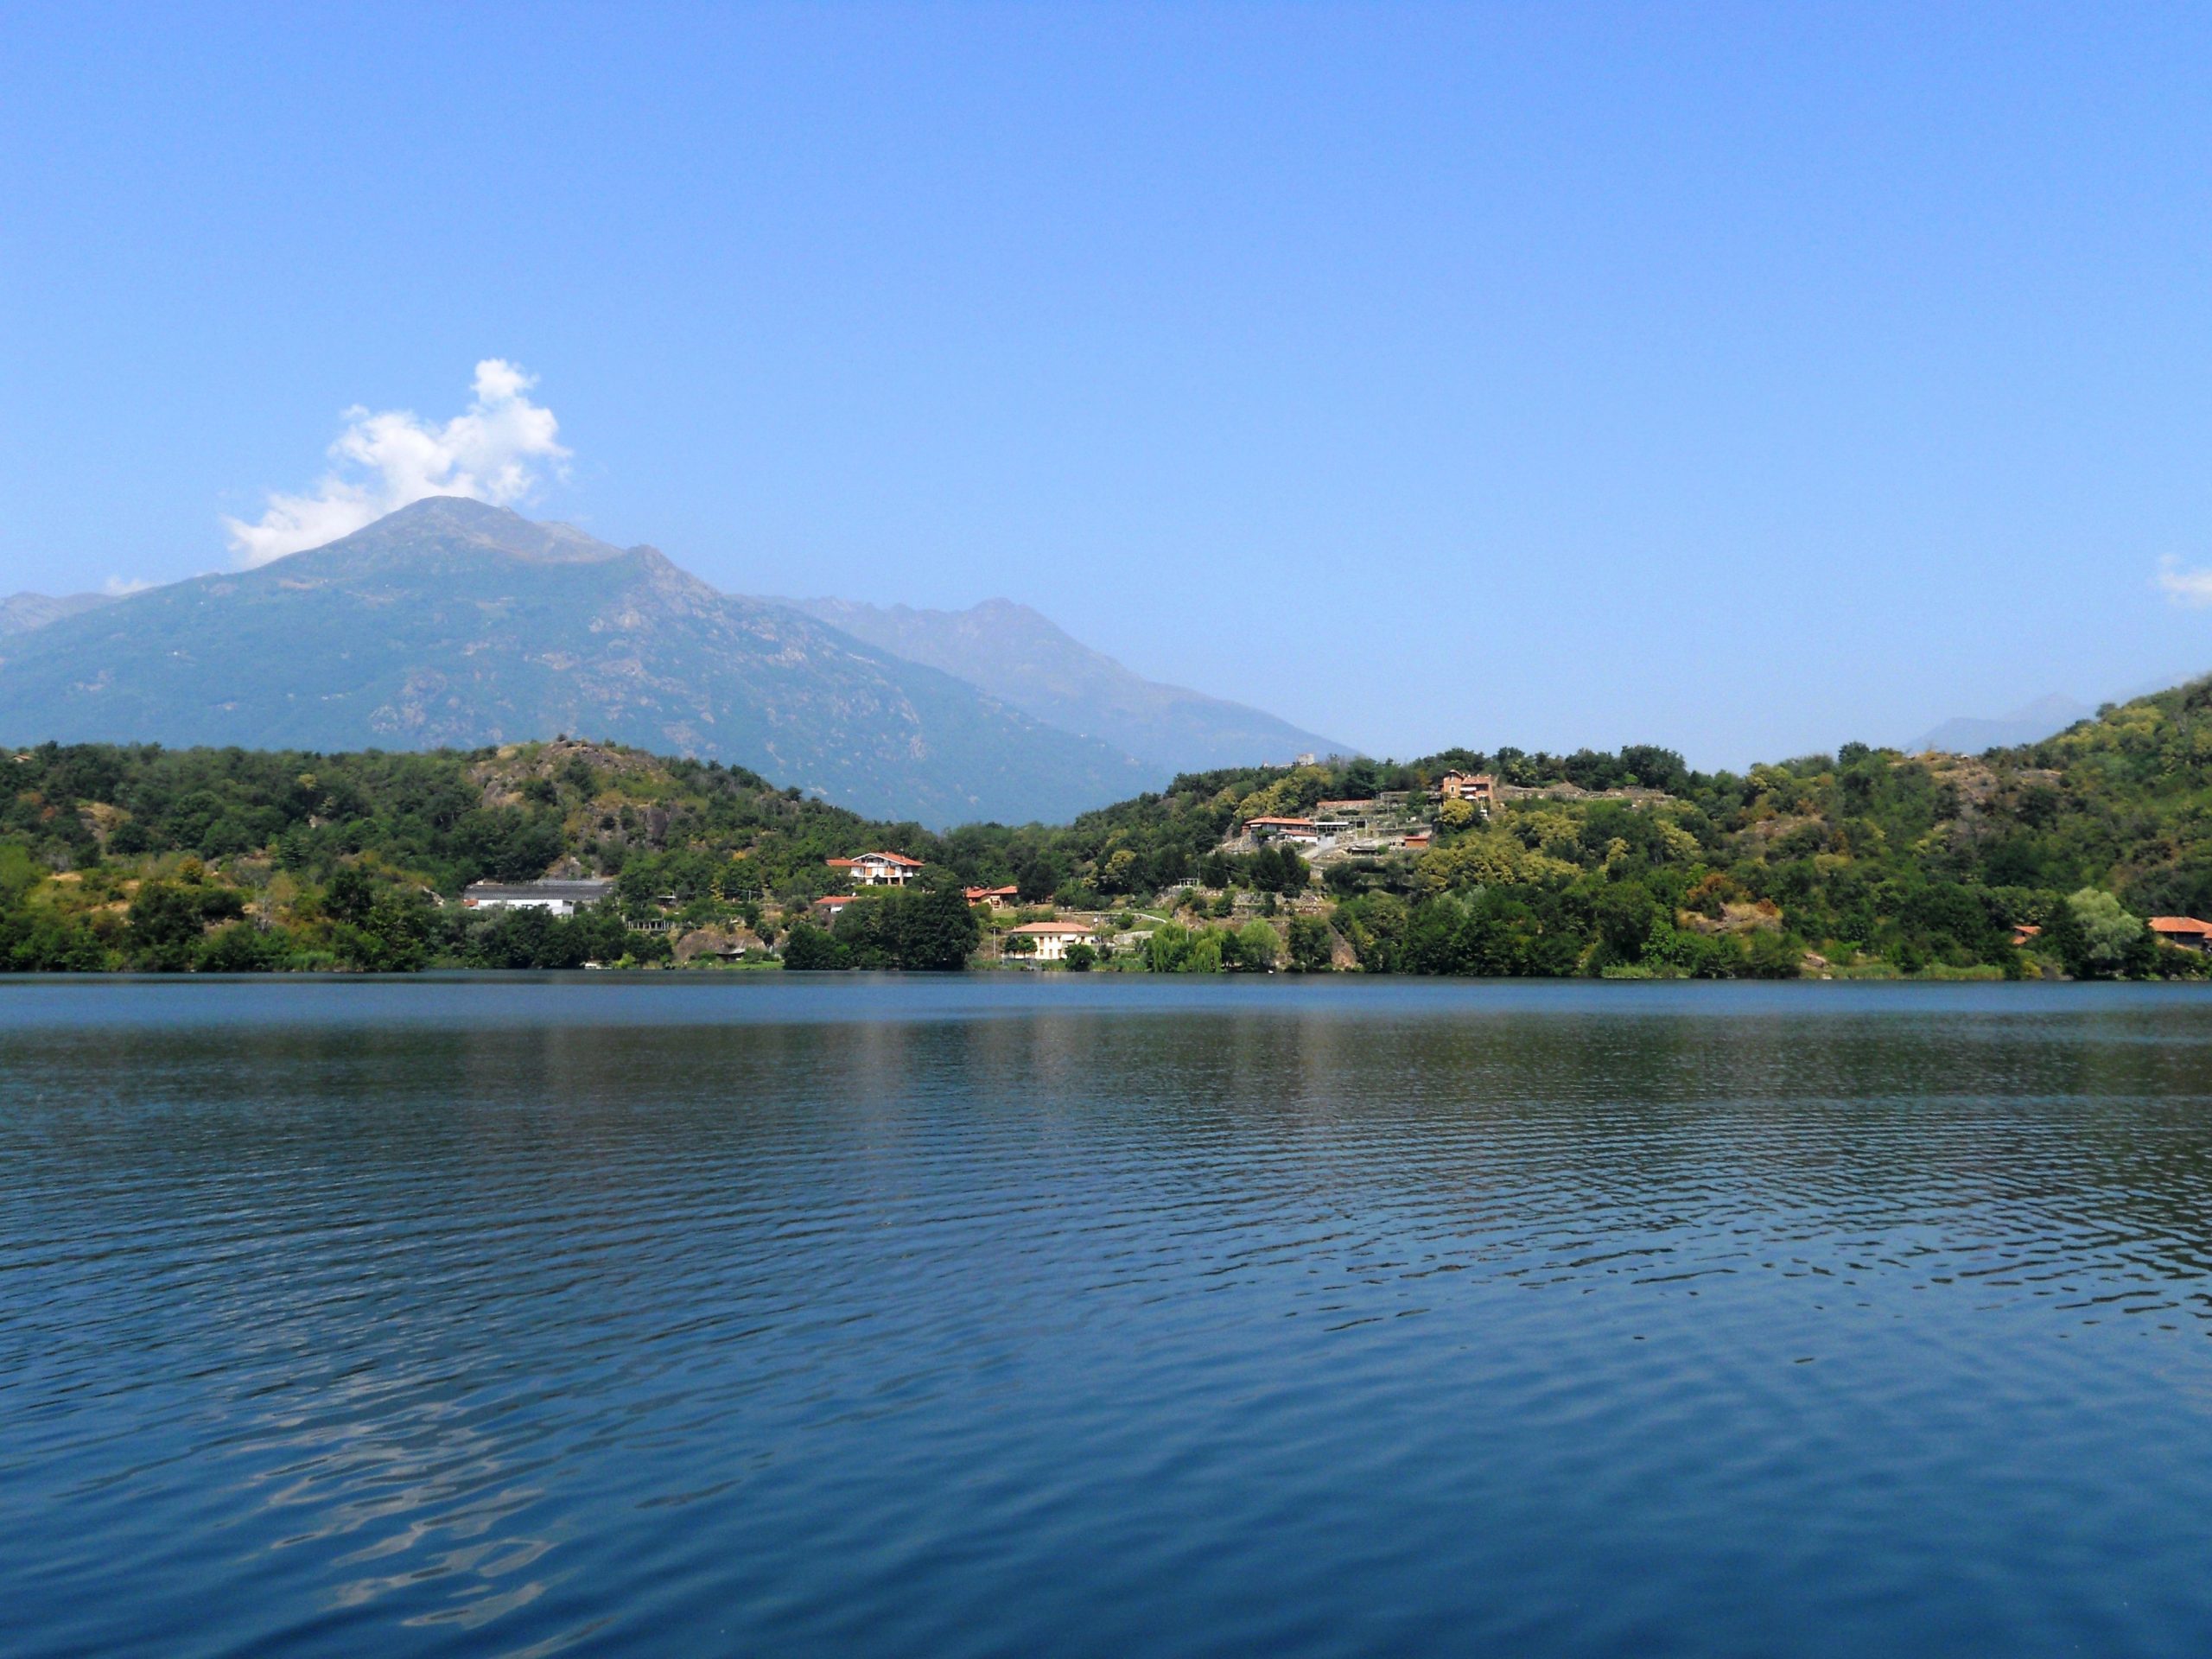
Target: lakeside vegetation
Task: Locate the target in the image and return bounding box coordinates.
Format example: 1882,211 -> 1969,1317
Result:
8,675 -> 2212,977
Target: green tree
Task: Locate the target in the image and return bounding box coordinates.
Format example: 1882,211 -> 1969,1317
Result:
1287,915 -> 1334,972
779,922 -> 847,969
888,885 -> 982,970
1742,928 -> 1804,980
2055,887 -> 2148,979
335,890 -> 435,972
1236,920 -> 1280,970
323,866 -> 378,927
1249,843 -> 1309,895
126,883 -> 207,972
1593,882 -> 1664,965
1143,924 -> 1188,972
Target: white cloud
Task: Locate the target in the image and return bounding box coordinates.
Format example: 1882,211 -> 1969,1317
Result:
102,575 -> 155,596
2157,555 -> 2212,607
223,359 -> 569,567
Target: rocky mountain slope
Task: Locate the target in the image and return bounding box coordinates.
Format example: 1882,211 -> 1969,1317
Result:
791,595 -> 1348,773
0,499 -> 1147,826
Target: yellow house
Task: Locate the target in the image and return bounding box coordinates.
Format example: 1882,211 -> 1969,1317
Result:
1004,921 -> 1091,962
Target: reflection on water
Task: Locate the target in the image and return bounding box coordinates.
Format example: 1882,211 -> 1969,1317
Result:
6,978 -> 2212,1656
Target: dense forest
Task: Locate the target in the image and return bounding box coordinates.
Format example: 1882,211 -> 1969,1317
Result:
8,673 -> 2212,977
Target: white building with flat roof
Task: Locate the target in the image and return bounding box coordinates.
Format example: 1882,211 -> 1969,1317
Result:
460,879 -> 614,917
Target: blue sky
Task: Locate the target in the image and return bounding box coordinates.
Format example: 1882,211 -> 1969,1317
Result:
5,3 -> 2211,767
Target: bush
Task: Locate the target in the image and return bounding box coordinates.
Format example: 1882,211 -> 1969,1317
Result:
1742,929 -> 1804,980
199,923 -> 286,973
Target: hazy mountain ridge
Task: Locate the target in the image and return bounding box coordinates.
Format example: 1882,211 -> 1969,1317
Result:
1,591 -> 114,637
0,499 -> 1148,826
791,595 -> 1349,774
1907,672 -> 2203,756
1911,694 -> 2095,756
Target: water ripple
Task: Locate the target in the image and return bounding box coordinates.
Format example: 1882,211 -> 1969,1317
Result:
6,978 -> 2212,1656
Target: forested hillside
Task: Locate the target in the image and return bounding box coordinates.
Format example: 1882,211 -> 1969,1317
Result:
6,676 -> 2212,976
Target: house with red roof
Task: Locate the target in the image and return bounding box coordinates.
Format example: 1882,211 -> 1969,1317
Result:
963,884 -> 1020,909
2148,916 -> 2212,951
1244,815 -> 1344,850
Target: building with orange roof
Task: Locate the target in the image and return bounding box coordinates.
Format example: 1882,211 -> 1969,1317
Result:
1244,815 -> 1340,849
2148,916 -> 2212,950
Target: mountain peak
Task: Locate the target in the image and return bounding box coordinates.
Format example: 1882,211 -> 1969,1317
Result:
1,589 -> 115,637
0,502 -> 1147,826
315,495 -> 633,567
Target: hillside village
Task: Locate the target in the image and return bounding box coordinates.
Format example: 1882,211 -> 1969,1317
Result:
437,766 -> 1694,971
10,677 -> 2212,979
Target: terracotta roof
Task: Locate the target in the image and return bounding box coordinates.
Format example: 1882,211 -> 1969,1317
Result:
1007,920 -> 1089,935
857,850 -> 925,867
814,893 -> 859,908
963,885 -> 1020,900
824,857 -> 855,868
1245,816 -> 1316,828
2149,916 -> 2212,935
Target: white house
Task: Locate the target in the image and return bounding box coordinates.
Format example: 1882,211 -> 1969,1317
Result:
460,879 -> 614,917
827,851 -> 925,887
1003,921 -> 1093,963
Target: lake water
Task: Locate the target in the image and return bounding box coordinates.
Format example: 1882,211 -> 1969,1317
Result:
6,977 -> 2212,1657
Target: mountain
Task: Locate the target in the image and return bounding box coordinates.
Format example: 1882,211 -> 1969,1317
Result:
1,590 -> 113,637
0,498 -> 1150,826
1911,694 -> 2095,755
790,596 -> 1350,774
